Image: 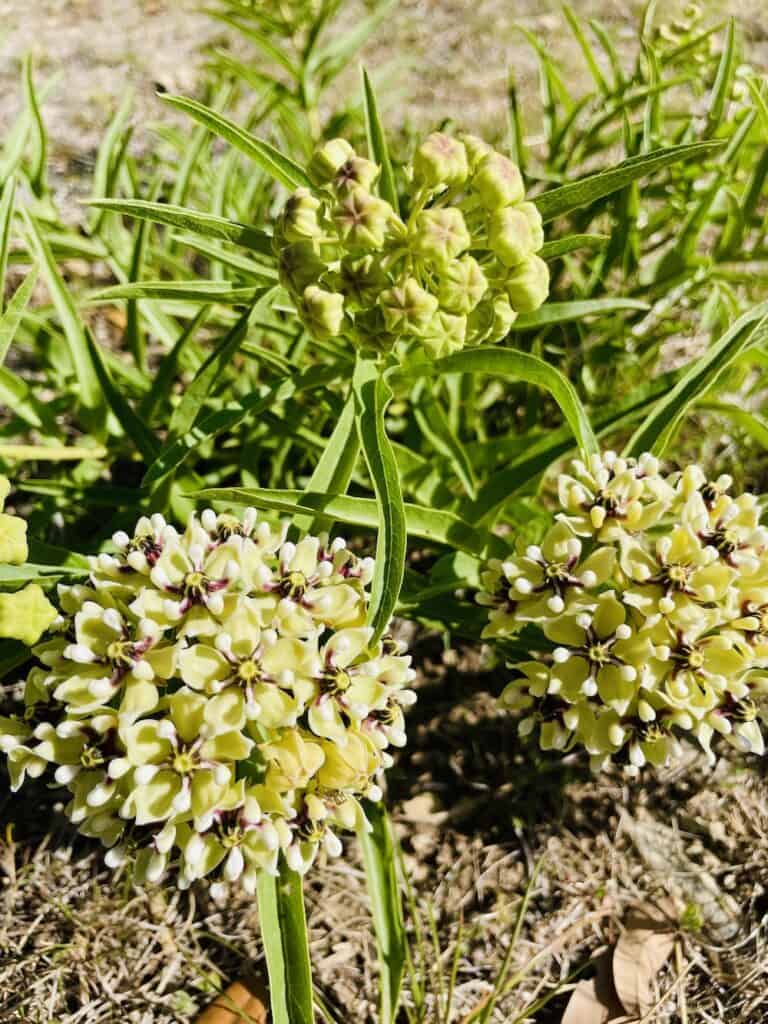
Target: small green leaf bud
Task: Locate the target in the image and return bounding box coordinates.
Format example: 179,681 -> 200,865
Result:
379,277 -> 438,335
473,152 -> 525,209
518,201 -> 544,252
309,137 -> 355,184
300,285 -> 345,339
411,208 -> 471,267
412,132 -> 469,189
488,206 -> 535,268
421,311 -> 467,359
333,155 -> 380,194
437,255 -> 488,314
0,584 -> 57,646
279,187 -> 323,243
505,254 -> 550,313
332,188 -> 391,250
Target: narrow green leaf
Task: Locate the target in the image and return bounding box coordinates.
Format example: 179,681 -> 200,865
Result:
703,401 -> 768,449
539,234 -> 607,260
353,358 -> 407,645
705,19 -> 737,138
295,391 -> 359,535
396,347 -> 598,459
513,297 -> 647,330
256,865 -> 314,1024
361,67 -> 399,214
159,93 -> 310,191
192,487 -> 504,559
22,56 -> 47,197
563,5 -> 609,94
22,209 -> 102,411
139,307 -> 211,422
84,199 -> 274,256
168,298 -> 267,439
0,269 -> 38,366
414,391 -> 476,499
624,303 -> 768,457
84,329 -> 160,463
143,363 -> 343,487
87,280 -> 261,304
0,177 -> 16,312
359,801 -> 406,1024
0,562 -> 88,585
533,140 -> 725,222
89,92 -> 133,234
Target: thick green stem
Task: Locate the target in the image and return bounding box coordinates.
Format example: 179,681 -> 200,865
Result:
257,862 -> 314,1024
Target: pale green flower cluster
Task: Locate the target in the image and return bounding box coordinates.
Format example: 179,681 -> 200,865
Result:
0,475 -> 57,647
478,452 -> 768,774
0,509 -> 415,890
275,132 -> 548,359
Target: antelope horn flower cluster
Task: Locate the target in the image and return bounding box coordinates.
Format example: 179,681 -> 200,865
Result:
274,132 -> 548,360
0,509 -> 415,890
0,475 -> 57,646
478,452 -> 768,773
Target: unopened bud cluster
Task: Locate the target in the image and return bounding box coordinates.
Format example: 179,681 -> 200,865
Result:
275,132 -> 548,359
0,475 -> 57,646
0,509 -> 415,890
478,453 -> 768,773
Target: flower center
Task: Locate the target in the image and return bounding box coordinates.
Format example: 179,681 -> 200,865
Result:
172,748 -> 198,775
320,667 -> 351,697
80,745 -> 104,768
587,643 -> 611,665
666,564 -> 689,586
236,659 -> 260,684
107,639 -> 135,669
183,571 -> 209,601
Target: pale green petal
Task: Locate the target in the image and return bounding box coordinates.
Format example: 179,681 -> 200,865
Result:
178,644 -> 231,691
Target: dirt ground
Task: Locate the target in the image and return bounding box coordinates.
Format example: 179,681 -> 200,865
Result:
2,2 -> 768,1022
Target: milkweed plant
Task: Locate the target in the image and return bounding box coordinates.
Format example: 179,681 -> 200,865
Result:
2,1 -> 768,1021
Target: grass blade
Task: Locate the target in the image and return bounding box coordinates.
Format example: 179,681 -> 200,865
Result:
513,297 -> 647,329
0,177 -> 16,311
294,390 -> 359,535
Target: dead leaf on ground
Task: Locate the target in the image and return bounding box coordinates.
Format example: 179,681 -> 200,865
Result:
194,975 -> 268,1024
561,952 -> 627,1024
612,900 -> 677,1018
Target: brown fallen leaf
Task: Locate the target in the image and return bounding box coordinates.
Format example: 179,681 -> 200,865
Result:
612,901 -> 676,1018
561,952 -> 627,1024
194,975 -> 269,1024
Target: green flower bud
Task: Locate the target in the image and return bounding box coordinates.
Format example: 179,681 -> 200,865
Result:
505,254 -> 550,313
473,152 -> 525,209
309,137 -> 354,184
279,188 -> 323,243
421,311 -> 467,359
0,584 -> 57,646
277,241 -> 327,294
300,285 -> 345,339
333,155 -> 380,194
437,255 -> 488,314
338,254 -> 388,311
487,295 -> 517,343
379,277 -> 438,335
0,513 -> 28,565
412,132 -> 469,189
488,206 -> 535,268
411,208 -> 471,268
460,133 -> 493,171
518,201 -> 544,252
332,188 -> 391,250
